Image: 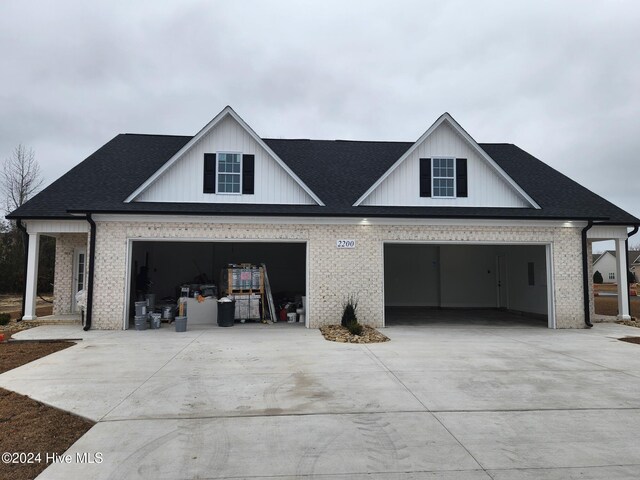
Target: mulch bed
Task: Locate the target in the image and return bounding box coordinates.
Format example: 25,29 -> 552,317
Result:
0,326 -> 94,480
617,319 -> 640,328
320,325 -> 390,344
619,337 -> 640,345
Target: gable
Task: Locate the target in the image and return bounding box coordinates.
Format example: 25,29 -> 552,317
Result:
593,251 -> 615,269
129,108 -> 320,205
356,115 -> 537,208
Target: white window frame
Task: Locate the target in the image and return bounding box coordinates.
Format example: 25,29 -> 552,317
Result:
216,151 -> 243,195
608,272 -> 615,280
432,157 -> 456,198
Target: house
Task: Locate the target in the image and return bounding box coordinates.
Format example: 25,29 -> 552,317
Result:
593,250 -> 640,283
7,107 -> 640,330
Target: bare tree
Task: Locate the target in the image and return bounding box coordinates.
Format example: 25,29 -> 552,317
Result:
1,144 -> 43,214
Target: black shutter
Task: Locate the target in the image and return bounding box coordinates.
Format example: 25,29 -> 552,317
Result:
419,158 -> 431,197
456,158 -> 468,197
242,154 -> 255,194
203,153 -> 216,193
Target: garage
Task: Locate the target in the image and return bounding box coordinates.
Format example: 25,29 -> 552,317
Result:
384,243 -> 553,327
125,240 -> 307,329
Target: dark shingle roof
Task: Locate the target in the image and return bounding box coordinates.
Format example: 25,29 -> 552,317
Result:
7,134 -> 639,224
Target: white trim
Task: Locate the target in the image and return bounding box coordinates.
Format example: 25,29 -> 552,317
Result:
25,220 -> 89,234
215,151 -> 242,195
587,225 -> 629,240
546,243 -> 556,329
380,239 -> 386,328
353,113 -> 541,208
123,239 -> 134,330
125,106 -> 324,206
71,247 -> 87,313
92,213 -> 587,228
123,237 -> 310,329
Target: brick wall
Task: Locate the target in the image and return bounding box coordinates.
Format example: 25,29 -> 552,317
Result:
88,220 -> 585,330
52,233 -> 89,315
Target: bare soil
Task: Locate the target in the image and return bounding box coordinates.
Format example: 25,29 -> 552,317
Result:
0,322 -> 93,480
0,294 -> 53,320
594,296 -> 640,318
320,325 -> 390,343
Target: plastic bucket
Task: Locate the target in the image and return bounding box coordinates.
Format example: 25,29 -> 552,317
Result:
174,316 -> 187,332
145,294 -> 156,311
149,313 -> 161,329
135,301 -> 147,316
134,315 -> 148,331
161,305 -> 175,320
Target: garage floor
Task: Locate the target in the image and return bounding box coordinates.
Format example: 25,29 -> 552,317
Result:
386,307 -> 547,327
3,320 -> 640,479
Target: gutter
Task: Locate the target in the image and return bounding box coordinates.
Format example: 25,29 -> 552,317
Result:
582,220 -> 594,328
627,226 -> 639,318
16,219 -> 29,322
84,214 -> 96,331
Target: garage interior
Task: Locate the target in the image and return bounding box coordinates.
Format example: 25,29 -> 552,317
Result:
384,243 -> 550,327
128,241 -> 306,328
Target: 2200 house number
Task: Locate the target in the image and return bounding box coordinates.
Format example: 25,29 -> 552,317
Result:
336,239 -> 356,249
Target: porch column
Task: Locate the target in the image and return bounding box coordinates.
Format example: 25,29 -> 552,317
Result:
615,237 -> 631,320
22,233 -> 40,321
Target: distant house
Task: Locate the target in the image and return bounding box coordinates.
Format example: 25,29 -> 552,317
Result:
593,250 -> 640,283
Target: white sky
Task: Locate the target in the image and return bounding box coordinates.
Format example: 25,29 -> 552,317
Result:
1,0 -> 639,236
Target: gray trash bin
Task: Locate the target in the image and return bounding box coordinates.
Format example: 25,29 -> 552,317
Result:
217,301 -> 235,327
174,316 -> 187,332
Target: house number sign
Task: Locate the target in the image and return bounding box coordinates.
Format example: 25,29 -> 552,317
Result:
336,239 -> 356,249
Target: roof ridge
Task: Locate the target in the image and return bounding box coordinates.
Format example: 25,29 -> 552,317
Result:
122,133 -> 193,138
263,137 -> 413,144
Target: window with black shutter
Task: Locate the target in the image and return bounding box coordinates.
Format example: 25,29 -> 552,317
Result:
242,154 -> 255,194
203,153 -> 216,193
419,158 -> 431,197
456,158 -> 468,197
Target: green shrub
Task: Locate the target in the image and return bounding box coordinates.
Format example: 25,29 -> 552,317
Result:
341,294 -> 358,327
346,321 -> 363,336
593,270 -> 603,284
0,313 -> 10,326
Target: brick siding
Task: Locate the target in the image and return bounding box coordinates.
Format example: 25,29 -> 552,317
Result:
81,220 -> 585,330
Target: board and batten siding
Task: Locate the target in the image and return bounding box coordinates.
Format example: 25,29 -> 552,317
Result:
361,121 -> 529,208
136,116 -> 316,205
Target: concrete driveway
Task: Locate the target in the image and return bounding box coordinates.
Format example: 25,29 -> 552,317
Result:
3,320 -> 640,479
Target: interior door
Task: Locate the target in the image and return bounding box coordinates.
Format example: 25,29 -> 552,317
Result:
72,248 -> 86,313
496,255 -> 508,309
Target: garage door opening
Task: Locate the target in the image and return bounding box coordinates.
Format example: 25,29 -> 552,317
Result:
126,241 -> 307,329
384,243 -> 552,328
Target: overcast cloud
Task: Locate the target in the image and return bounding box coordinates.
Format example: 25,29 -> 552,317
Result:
1,0 -> 639,236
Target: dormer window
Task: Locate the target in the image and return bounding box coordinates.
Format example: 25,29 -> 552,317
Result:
217,152 -> 242,194
419,157 -> 467,198
432,158 -> 455,198
203,152 -> 255,195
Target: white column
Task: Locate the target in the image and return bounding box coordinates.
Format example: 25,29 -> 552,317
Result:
22,233 -> 40,321
615,238 -> 631,320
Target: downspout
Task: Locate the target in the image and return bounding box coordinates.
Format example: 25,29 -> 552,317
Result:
16,219 -> 28,322
582,220 -> 594,328
627,226 -> 639,318
84,214 -> 96,331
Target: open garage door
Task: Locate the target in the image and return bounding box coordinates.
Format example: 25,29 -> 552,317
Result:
126,241 -> 307,329
384,243 -> 553,328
